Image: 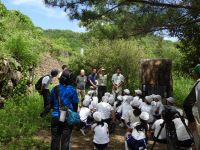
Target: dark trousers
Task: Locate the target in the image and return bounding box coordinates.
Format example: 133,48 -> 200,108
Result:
183,98 -> 195,123
93,142 -> 108,150
51,117 -> 73,150
42,89 -> 50,108
98,86 -> 107,102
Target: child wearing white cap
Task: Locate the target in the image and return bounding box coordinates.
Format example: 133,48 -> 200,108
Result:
120,96 -> 133,128
151,95 -> 163,120
140,96 -> 154,123
124,89 -> 130,95
151,111 -> 167,143
97,96 -> 115,127
79,97 -> 92,135
125,99 -> 142,128
114,95 -> 123,121
125,112 -> 149,150
92,112 -> 109,150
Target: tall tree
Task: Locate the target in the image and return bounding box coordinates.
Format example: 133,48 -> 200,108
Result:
44,0 -> 200,71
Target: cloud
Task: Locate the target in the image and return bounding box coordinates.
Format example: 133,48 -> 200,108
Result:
11,0 -> 67,19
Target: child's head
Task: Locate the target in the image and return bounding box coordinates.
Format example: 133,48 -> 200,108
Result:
166,97 -> 175,106
124,95 -> 133,104
130,98 -> 140,108
104,92 -> 110,97
108,95 -> 115,105
145,96 -> 153,105
134,89 -> 142,96
124,89 -> 130,95
154,95 -> 162,102
117,95 -> 123,102
83,97 -> 91,107
93,112 -> 102,122
102,96 -> 109,103
139,112 -> 149,122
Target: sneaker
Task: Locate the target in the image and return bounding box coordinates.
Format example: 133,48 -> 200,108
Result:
80,129 -> 86,136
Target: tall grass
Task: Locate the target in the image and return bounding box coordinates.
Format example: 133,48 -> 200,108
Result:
0,93 -> 50,148
173,72 -> 194,107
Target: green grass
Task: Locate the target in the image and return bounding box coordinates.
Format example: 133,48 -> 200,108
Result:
0,93 -> 50,149
173,72 -> 194,107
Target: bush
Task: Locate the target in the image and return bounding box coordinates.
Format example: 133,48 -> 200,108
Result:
6,35 -> 39,68
0,93 -> 49,144
173,72 -> 194,107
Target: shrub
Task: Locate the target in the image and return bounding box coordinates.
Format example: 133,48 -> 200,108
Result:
173,72 -> 194,107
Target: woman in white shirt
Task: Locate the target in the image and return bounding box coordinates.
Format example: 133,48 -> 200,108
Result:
92,112 -> 109,150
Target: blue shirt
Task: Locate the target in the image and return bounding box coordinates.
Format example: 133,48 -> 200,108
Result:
88,74 -> 97,86
50,84 -> 79,117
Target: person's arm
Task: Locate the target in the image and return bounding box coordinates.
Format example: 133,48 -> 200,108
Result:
72,88 -> 79,112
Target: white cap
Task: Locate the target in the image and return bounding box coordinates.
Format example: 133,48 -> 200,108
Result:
102,96 -> 109,103
139,112 -> 149,121
135,89 -> 142,95
93,112 -> 102,122
151,94 -> 156,99
126,96 -> 133,103
124,89 -> 130,95
145,96 -> 153,103
117,95 -> 123,101
104,92 -> 110,97
155,95 -> 162,101
166,97 -> 175,104
108,96 -> 115,105
130,99 -> 140,107
83,98 -> 90,107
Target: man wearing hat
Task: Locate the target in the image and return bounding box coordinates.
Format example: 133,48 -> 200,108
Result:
97,67 -> 108,101
183,64 -> 200,150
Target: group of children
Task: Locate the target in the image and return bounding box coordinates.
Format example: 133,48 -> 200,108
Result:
78,89 -> 194,150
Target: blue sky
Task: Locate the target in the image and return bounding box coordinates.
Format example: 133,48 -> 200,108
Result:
1,0 -> 85,32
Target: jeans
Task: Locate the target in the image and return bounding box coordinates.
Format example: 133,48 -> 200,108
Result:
51,117 -> 73,150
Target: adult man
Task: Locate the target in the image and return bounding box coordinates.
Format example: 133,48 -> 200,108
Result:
112,68 -> 125,99
50,69 -> 79,150
76,69 -> 87,105
183,64 -> 200,149
40,69 -> 59,117
88,67 -> 97,90
97,67 -> 108,101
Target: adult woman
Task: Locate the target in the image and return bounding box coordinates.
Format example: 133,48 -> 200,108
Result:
50,69 -> 79,150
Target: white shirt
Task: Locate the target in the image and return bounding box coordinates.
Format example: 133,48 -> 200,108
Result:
121,102 -> 132,120
112,73 -> 124,85
42,75 -> 52,89
97,102 -> 114,120
140,103 -> 154,123
79,107 -> 91,122
152,119 -> 166,140
173,118 -> 190,141
126,109 -> 140,124
131,122 -> 148,140
92,123 -> 109,144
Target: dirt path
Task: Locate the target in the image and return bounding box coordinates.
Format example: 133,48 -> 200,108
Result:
33,125 -> 167,150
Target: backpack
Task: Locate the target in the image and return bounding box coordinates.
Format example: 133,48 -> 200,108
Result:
35,75 -> 49,91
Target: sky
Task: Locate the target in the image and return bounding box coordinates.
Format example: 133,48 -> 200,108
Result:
1,0 -> 86,32
1,0 -> 178,41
